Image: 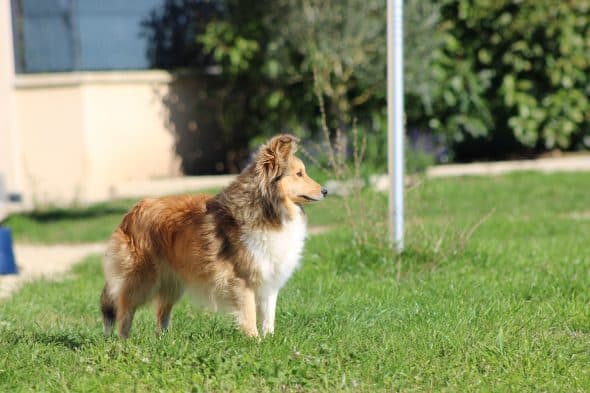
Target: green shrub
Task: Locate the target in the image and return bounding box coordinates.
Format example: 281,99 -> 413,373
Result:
198,0 -> 442,155
158,0 -> 589,168
430,0 -> 590,150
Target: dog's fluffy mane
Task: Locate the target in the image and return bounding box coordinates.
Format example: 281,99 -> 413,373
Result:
211,134 -> 300,230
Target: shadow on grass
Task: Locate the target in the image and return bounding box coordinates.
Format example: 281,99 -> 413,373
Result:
34,331 -> 97,350
3,329 -> 98,350
10,203 -> 134,224
27,208 -> 127,222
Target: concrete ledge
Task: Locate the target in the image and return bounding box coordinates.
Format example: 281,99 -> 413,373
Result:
14,70 -> 174,89
13,68 -> 220,89
367,155 -> 590,193
110,175 -> 236,200
426,155 -> 590,178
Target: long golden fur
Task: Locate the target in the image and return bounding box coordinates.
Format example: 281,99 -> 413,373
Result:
100,135 -> 326,338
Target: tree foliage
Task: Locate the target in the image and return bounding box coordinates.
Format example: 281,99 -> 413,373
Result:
199,0 -> 441,148
432,0 -> 590,151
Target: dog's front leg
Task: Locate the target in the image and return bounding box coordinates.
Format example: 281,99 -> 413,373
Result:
256,289 -> 278,336
229,279 -> 259,338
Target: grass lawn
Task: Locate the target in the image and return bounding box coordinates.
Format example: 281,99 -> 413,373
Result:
1,172 -> 589,391
3,199 -> 138,244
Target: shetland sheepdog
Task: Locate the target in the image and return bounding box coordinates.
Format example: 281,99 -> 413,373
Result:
100,135 -> 327,338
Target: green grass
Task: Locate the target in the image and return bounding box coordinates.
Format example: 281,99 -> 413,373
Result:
1,172 -> 590,391
3,199 -> 137,244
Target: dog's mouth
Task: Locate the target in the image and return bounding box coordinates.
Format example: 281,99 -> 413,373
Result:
298,195 -> 319,202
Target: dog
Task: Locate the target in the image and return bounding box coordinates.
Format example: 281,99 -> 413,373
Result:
100,134 -> 327,338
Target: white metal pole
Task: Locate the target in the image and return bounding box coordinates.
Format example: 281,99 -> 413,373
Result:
387,0 -> 404,252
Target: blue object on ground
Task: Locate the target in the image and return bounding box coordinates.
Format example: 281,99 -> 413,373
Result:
0,227 -> 18,274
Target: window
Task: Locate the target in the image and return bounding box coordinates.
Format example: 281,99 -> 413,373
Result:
11,0 -> 219,73
12,0 -> 76,73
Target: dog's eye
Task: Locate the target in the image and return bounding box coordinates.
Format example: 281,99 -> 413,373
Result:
296,171 -> 303,178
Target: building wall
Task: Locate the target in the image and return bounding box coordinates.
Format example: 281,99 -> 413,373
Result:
10,72 -> 182,206
0,0 -> 20,199
14,83 -> 87,204
80,72 -> 181,202
0,0 -> 186,209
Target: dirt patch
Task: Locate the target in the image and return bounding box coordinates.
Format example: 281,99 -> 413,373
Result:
564,211 -> 590,220
0,243 -> 106,300
308,226 -> 334,235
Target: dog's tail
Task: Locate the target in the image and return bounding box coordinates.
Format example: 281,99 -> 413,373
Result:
100,284 -> 116,336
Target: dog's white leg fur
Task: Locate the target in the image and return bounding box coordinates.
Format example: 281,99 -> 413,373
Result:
257,290 -> 278,336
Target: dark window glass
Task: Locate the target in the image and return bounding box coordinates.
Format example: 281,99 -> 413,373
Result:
77,0 -> 162,70
12,0 -> 75,72
11,0 -> 219,73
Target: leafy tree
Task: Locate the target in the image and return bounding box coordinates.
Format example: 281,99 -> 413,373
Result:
198,0 -> 441,171
431,0 -> 590,152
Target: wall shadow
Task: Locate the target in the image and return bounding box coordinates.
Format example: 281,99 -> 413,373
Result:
142,0 -> 254,175
156,74 -> 251,175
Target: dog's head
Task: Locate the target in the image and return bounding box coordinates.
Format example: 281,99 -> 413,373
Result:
255,134 -> 327,205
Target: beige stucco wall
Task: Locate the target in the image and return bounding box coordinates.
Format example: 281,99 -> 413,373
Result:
11,72 -> 182,206
14,84 -> 87,204
81,73 -> 181,201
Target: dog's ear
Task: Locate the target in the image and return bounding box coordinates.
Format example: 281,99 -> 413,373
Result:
256,134 -> 299,181
267,134 -> 299,159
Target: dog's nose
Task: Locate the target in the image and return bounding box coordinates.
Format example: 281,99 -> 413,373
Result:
321,188 -> 328,197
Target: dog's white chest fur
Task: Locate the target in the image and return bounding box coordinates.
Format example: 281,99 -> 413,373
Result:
243,213 -> 307,291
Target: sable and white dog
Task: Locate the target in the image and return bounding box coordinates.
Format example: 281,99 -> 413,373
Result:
100,135 -> 327,338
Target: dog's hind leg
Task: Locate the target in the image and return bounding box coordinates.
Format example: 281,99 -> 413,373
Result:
155,277 -> 184,334
100,284 -> 116,336
117,305 -> 134,339
116,289 -> 141,340
116,266 -> 158,339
